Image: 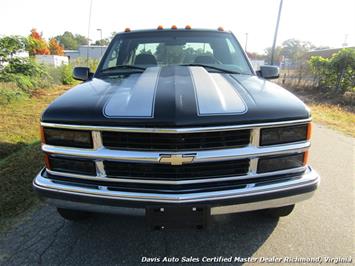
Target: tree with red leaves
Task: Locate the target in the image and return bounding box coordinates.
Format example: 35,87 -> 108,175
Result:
49,38 -> 64,55
28,28 -> 50,55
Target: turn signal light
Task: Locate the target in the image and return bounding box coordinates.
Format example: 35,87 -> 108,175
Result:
306,122 -> 312,140
124,28 -> 131,32
171,25 -> 177,29
185,25 -> 192,29
40,126 -> 45,143
44,154 -> 51,169
303,151 -> 309,164
157,25 -> 164,30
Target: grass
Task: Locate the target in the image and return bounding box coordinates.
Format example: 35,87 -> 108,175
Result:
0,85 -> 69,222
308,103 -> 355,137
0,82 -> 28,105
0,85 -> 69,159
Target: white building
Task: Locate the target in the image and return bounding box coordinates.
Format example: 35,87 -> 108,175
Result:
250,60 -> 265,71
64,45 -> 107,60
0,51 -> 29,68
64,50 -> 80,60
35,55 -> 68,67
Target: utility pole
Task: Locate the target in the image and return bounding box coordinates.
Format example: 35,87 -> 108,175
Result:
86,0 -> 93,65
342,34 -> 348,47
270,0 -> 283,65
97,28 -> 103,57
245,32 -> 248,52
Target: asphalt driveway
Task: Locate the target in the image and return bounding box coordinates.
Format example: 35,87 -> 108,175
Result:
0,124 -> 353,265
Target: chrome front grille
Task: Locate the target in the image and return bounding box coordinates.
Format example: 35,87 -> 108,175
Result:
41,119 -> 311,192
101,129 -> 251,151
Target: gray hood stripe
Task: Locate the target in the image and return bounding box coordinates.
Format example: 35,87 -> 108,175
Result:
190,67 -> 247,116
104,67 -> 161,118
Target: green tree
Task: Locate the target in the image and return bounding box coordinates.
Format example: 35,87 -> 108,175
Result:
264,46 -> 282,65
74,34 -> 89,46
55,32 -> 88,50
330,48 -> 355,92
281,39 -> 314,62
94,39 -> 110,46
55,31 -> 77,49
0,36 -> 28,59
308,48 -> 355,93
265,39 -> 317,65
0,35 -> 49,90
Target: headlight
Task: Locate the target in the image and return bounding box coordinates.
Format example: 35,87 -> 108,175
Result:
42,127 -> 93,148
260,123 -> 311,146
257,153 -> 305,173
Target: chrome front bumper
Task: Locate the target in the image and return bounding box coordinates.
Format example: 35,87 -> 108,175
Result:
33,166 -> 320,215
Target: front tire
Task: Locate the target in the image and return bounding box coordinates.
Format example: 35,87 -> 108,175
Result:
57,208 -> 91,221
262,204 -> 295,218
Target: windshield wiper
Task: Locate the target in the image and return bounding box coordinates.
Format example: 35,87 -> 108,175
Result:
181,63 -> 242,74
99,65 -> 146,74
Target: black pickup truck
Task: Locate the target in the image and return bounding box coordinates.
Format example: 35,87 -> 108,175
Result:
33,27 -> 319,228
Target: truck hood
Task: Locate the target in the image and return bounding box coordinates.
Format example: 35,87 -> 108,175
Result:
42,66 -> 310,127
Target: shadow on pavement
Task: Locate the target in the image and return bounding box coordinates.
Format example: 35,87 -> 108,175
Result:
0,206 -> 278,265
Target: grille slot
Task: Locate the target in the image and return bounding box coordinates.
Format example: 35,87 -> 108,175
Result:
101,129 -> 251,151
48,156 -> 96,176
104,159 -> 250,180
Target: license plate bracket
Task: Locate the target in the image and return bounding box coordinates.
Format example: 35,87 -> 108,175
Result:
146,206 -> 210,230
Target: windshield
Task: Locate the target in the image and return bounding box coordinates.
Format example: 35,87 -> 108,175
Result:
97,31 -> 253,75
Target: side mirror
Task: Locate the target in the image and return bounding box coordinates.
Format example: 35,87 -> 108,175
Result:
73,67 -> 92,81
257,65 -> 280,79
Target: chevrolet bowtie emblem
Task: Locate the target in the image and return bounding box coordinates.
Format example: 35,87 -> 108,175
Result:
159,154 -> 196,166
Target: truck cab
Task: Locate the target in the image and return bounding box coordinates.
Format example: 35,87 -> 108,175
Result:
33,27 -> 319,228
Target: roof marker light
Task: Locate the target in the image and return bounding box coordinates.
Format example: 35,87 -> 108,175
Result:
157,25 -> 164,30
124,28 -> 131,32
171,25 -> 177,29
185,25 -> 192,29
217,26 -> 224,31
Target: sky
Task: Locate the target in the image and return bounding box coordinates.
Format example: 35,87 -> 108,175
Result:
1,0 -> 354,53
